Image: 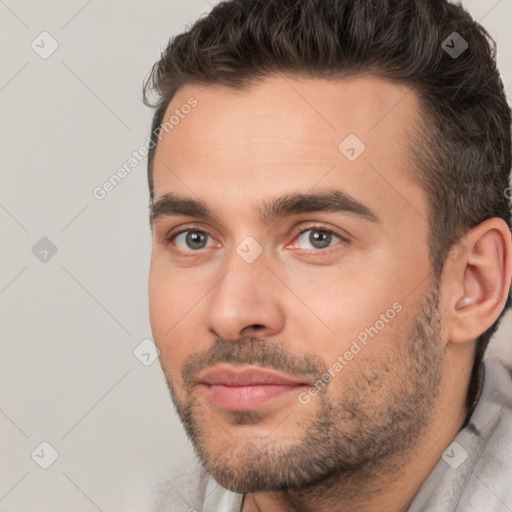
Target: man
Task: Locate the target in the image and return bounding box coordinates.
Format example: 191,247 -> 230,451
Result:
142,0 -> 512,510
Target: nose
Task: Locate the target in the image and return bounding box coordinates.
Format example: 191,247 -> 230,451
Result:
206,254 -> 286,341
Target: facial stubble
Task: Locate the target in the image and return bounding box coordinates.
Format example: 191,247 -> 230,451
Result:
161,281 -> 444,494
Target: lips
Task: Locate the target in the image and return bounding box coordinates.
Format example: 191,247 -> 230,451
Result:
197,365 -> 309,410
199,365 -> 307,386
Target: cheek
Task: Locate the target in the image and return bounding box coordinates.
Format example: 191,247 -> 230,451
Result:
148,252 -> 196,331
285,265 -> 404,362
148,262 -> 197,376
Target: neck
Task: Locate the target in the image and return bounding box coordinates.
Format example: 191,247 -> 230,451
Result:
242,366 -> 471,512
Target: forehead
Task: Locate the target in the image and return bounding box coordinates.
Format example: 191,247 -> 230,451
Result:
152,75 -> 427,229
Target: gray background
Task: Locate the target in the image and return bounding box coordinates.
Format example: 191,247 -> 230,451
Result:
1,1 -> 511,510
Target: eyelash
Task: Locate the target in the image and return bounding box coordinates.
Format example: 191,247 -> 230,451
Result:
165,224 -> 347,254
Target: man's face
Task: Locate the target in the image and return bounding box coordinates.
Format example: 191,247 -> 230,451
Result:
148,75 -> 445,492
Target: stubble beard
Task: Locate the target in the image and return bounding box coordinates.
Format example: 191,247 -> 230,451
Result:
163,282 -> 445,495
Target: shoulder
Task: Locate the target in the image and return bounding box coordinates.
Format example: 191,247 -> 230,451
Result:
446,358 -> 512,511
409,358 -> 512,512
455,358 -> 512,510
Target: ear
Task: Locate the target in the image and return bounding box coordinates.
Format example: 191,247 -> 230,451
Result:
444,218 -> 512,344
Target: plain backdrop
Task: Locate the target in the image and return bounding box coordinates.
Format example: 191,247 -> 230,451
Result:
1,1 -> 511,510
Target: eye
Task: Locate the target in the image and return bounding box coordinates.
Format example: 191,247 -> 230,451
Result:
170,230 -> 218,251
291,226 -> 345,251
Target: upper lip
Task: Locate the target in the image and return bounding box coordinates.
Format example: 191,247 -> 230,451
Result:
198,365 -> 309,387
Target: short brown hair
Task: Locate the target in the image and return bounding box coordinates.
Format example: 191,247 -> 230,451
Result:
143,0 -> 512,405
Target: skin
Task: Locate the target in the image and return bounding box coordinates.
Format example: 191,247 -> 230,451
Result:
148,75 -> 512,512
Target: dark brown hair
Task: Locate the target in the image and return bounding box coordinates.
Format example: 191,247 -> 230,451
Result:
143,0 -> 512,405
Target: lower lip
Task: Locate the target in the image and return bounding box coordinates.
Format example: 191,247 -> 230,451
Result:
201,384 -> 305,410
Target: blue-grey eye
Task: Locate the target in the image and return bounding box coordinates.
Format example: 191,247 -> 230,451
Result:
174,231 -> 212,251
296,229 -> 341,250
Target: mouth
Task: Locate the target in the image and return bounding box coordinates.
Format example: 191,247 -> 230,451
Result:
196,364 -> 310,411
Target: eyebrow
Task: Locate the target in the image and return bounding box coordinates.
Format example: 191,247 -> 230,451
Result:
150,189 -> 380,226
